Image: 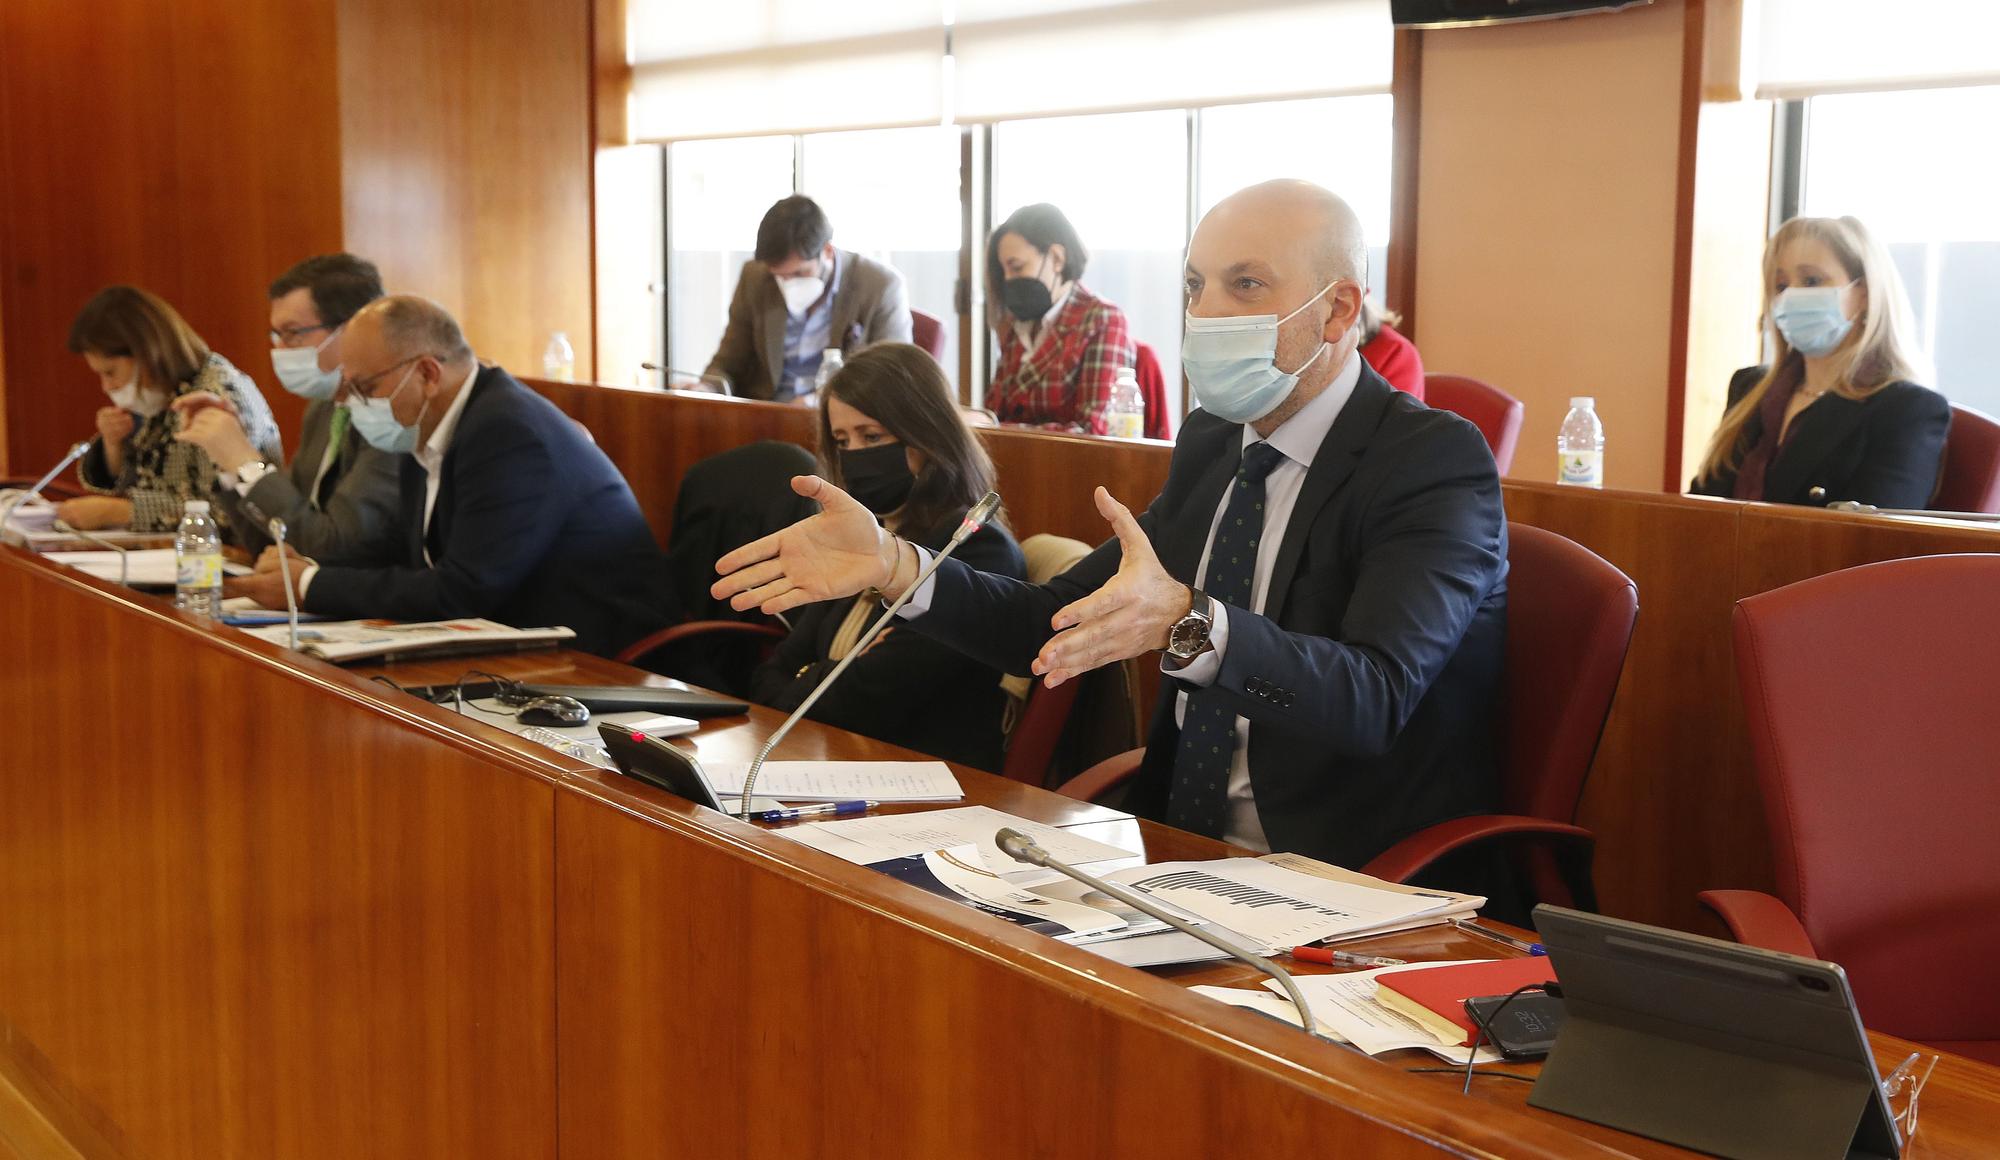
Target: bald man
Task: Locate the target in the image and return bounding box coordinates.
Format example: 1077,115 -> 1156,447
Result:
233,296 -> 676,657
715,181 -> 1507,884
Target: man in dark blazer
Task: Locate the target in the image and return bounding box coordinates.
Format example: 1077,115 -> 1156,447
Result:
233,296 -> 677,658
715,181 -> 1509,877
702,195 -> 912,403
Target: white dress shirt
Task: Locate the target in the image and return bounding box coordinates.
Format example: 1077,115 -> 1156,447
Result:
902,349 -> 1362,851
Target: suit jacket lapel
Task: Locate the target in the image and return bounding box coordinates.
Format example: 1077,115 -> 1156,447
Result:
400,457 -> 426,567
1159,426 -> 1241,584
827,249 -> 857,350
1764,396 -> 1867,501
1267,372 -> 1392,611
757,274 -> 787,390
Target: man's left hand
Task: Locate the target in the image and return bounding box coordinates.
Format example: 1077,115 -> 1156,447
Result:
1032,487 -> 1188,688
227,555 -> 315,608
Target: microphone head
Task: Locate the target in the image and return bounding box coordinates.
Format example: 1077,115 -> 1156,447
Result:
266,517 -> 288,542
957,491 -> 1002,539
994,827 -> 1050,867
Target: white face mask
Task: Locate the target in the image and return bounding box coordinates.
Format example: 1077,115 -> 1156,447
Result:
1180,282 -> 1335,424
270,328 -> 343,401
776,266 -> 827,317
108,374 -> 167,419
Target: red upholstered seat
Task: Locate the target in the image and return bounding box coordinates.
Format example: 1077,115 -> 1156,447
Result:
1134,341 -> 1170,440
909,309 -> 947,361
1425,373 -> 1524,474
1932,403 -> 2000,513
1701,554 -> 2000,1061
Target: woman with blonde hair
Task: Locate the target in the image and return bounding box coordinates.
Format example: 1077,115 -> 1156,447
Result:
1690,216 -> 1947,507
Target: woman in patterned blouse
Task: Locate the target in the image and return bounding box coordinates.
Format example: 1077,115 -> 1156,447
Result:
58,286 -> 282,536
982,203 -> 1135,435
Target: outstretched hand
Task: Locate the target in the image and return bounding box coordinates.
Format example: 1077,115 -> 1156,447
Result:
711,475 -> 898,615
1032,487 -> 1188,688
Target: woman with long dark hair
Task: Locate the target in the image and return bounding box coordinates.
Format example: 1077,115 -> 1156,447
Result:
748,343 -> 1026,771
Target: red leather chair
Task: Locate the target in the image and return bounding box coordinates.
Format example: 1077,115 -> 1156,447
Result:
1133,342 -> 1171,440
1059,523 -> 1637,911
910,309 -> 947,361
1931,403 -> 2000,514
1425,374 -> 1524,475
998,534 -> 1093,786
617,620 -> 785,670
1699,555 -> 2000,1064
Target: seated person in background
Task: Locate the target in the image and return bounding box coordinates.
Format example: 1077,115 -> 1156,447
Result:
717,180 -> 1508,884
748,344 -> 1026,772
173,252 -> 403,565
702,195 -> 912,403
1690,215 -> 1948,508
982,203 -> 1135,434
1358,295 -> 1424,401
231,296 -> 678,658
60,286 -> 282,534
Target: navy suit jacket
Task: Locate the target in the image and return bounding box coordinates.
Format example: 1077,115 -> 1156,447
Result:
304,365 -> 676,657
911,365 -> 1509,870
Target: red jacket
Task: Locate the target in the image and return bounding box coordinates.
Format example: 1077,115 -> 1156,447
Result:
1361,323 -> 1425,401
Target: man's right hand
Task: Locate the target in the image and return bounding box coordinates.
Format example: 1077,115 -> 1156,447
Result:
712,475 -> 898,615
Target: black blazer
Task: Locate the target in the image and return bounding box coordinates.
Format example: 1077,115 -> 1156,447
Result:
910,366 -> 1509,871
304,365 -> 677,657
749,521 -> 1026,773
1689,366 -> 1950,508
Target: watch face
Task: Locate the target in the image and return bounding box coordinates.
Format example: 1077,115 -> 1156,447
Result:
1169,614 -> 1207,658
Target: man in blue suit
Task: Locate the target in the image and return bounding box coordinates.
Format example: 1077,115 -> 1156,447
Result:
234,295 -> 676,657
714,181 -> 1508,877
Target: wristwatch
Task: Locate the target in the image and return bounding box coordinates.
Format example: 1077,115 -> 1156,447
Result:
1163,586 -> 1214,667
232,460 -> 276,496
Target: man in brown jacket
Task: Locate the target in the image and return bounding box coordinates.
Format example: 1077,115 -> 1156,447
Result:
702,195 -> 912,403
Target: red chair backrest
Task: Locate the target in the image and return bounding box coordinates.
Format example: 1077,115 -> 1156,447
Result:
1501,523 -> 1637,825
1933,403 -> 2000,513
1733,555 -> 2000,1045
1134,342 -> 1171,440
1426,373 -> 1524,474
910,309 -> 947,360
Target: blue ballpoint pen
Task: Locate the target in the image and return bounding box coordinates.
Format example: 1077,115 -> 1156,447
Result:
752,800 -> 879,823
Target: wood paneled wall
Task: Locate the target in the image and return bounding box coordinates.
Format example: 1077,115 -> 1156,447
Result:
0,0 -> 347,476
337,0 -> 596,386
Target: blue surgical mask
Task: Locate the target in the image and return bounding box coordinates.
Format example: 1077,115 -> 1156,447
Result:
1772,285 -> 1855,358
270,328 -> 342,401
348,363 -> 426,454
1181,282 -> 1335,424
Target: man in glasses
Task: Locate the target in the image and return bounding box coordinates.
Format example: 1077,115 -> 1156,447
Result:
173,253 -> 403,564
231,294 -> 678,658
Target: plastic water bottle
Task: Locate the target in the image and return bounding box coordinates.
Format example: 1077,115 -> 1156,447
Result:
1105,366 -> 1145,439
174,499 -> 223,618
1558,397 -> 1605,488
542,331 -> 576,382
813,347 -> 845,397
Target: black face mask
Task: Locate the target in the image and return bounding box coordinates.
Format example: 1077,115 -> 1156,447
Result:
840,442 -> 915,515
1000,252 -> 1058,322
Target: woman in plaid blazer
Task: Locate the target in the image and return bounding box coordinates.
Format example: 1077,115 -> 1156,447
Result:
983,204 -> 1136,435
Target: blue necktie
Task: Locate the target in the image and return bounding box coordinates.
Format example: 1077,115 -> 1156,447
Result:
1166,440 -> 1287,837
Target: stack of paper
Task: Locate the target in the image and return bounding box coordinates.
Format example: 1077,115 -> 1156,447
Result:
1259,852 -> 1486,938
1190,961 -> 1506,1064
701,760 -> 964,804
781,805 -> 1131,878
242,618 -> 574,662
45,549 -> 252,587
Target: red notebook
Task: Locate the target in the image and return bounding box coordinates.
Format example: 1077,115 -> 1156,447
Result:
1375,958 -> 1558,1047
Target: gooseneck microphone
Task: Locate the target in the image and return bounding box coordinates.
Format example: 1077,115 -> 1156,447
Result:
736,490 -> 1002,818
53,522 -> 131,587
0,440 -> 91,532
640,362 -> 733,396
267,517 -> 300,651
994,826 -> 1323,1039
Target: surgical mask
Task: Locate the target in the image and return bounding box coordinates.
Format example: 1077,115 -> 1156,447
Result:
348,363 -> 426,454
1001,253 -> 1058,322
1772,285 -> 1856,358
777,269 -> 827,317
270,330 -> 342,401
840,442 -> 915,515
108,375 -> 167,419
1181,282 -> 1335,424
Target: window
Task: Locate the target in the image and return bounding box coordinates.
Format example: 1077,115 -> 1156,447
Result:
990,110 -> 1191,413
801,126 -> 964,388
665,136 -> 796,379
1799,85 -> 2000,414
1198,95 -> 1396,303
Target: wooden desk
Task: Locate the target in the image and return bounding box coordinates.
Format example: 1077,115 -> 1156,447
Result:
7,548 -> 1999,1158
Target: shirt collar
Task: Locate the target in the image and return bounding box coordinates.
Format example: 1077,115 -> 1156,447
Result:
417,362 -> 479,470
1246,348 -> 1362,469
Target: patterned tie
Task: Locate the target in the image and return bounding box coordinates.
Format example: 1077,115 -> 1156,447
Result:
1166,440 -> 1287,837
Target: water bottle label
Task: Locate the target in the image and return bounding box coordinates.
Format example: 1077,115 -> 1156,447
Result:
178,553 -> 223,589
1105,413 -> 1144,440
1559,450 -> 1604,488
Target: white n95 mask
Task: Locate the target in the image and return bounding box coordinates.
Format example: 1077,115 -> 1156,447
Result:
777,275 -> 826,317
1181,282 -> 1334,424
